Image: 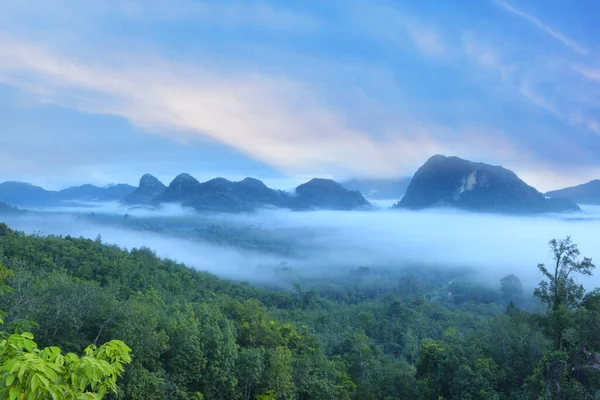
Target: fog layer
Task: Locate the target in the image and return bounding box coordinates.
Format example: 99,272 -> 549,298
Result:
2,203 -> 599,288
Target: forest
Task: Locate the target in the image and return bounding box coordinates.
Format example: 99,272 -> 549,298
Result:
0,221 -> 599,399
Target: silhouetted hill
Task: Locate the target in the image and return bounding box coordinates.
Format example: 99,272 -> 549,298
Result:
0,182 -> 54,206
545,180 -> 600,205
153,173 -> 201,205
123,174 -> 166,205
149,174 -> 371,212
395,155 -> 580,213
57,184 -> 135,202
152,175 -> 287,212
292,178 -> 371,210
0,181 -> 135,207
341,177 -> 411,200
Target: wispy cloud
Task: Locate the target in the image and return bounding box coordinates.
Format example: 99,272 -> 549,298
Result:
461,32 -> 600,134
0,0 -> 320,32
492,0 -> 588,55
573,65 -> 600,82
0,31 -> 538,182
0,34 -> 434,178
1,0 -> 600,189
347,3 -> 448,58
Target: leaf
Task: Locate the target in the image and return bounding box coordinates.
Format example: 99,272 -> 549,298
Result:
9,387 -> 20,400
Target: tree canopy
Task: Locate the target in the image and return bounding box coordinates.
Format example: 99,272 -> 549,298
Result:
0,224 -> 599,399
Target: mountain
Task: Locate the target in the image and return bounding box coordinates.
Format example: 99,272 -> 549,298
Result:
292,178 -> 371,210
123,174 -> 166,205
152,175 -> 287,212
0,182 -> 55,206
0,181 -> 136,207
149,174 -> 371,212
341,177 -> 411,200
545,180 -> 600,205
394,155 -> 580,213
57,183 -> 136,202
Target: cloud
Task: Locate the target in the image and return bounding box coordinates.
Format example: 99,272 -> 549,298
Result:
346,3 -> 448,58
573,65 -> 600,82
492,0 -> 588,55
0,0 -> 320,32
461,33 -> 600,135
0,32 -> 537,182
1,1 -> 600,190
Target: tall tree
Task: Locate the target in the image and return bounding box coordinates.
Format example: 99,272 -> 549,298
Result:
534,237 -> 595,350
534,237 -> 595,312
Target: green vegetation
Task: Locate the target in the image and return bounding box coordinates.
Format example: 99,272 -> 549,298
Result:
0,222 -> 599,399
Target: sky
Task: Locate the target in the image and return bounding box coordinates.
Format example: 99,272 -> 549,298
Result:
1,0 -> 600,191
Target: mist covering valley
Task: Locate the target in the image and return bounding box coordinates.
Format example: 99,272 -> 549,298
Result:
3,199 -> 599,291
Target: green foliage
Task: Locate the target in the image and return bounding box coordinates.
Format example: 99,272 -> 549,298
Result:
0,331 -> 131,399
535,237 -> 596,351
535,237 -> 595,312
500,274 -> 523,303
2,224 -> 600,399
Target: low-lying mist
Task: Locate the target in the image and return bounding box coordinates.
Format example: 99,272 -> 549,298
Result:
2,202 -> 600,290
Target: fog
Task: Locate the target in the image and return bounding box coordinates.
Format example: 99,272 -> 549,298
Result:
2,203 -> 600,289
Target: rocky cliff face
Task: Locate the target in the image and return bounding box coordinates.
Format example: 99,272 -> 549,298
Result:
395,155 -> 580,213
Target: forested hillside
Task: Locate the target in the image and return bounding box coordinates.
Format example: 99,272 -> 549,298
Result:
0,222 -> 599,399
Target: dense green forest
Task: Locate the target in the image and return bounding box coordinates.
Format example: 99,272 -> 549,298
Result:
0,221 -> 599,399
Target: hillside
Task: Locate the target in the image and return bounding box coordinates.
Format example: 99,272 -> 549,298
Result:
546,179 -> 600,205
395,155 -> 580,213
0,223 -> 599,398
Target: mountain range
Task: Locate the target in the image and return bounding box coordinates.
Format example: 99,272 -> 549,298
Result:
148,174 -> 370,212
394,155 -> 580,213
1,154 -> 596,214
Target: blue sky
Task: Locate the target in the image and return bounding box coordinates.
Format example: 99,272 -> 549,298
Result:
1,0 -> 599,191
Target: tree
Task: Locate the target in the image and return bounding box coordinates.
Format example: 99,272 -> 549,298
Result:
534,237 -> 595,350
500,274 -> 523,303
534,237 -> 595,312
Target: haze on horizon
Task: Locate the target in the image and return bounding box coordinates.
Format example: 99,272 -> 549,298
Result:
1,0 -> 600,192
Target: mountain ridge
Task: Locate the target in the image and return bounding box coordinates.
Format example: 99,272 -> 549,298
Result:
147,174 -> 370,212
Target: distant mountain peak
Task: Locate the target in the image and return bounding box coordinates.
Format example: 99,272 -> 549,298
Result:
239,177 -> 268,188
395,155 -> 579,213
122,174 -> 167,205
292,178 -> 370,210
139,173 -> 165,189
170,173 -> 200,188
